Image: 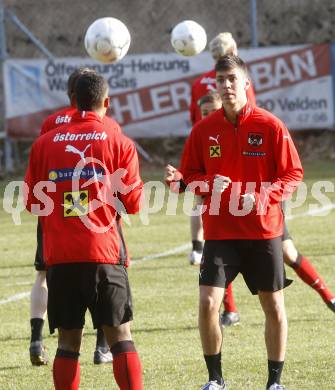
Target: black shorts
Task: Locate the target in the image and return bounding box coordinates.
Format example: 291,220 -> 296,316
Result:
34,220 -> 45,271
282,222 -> 292,241
46,263 -> 133,334
200,238 -> 292,295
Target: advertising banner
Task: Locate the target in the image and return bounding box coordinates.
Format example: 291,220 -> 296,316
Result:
3,43 -> 335,139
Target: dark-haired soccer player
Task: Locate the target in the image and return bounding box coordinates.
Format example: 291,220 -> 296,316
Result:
25,72 -> 144,390
188,32 -> 256,326
181,55 -> 303,390
29,67 -> 119,366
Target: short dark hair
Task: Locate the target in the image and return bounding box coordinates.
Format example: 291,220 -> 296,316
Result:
198,90 -> 222,107
215,54 -> 248,75
75,73 -> 108,111
67,67 -> 95,100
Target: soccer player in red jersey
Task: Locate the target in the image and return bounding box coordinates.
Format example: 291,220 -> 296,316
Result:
25,72 -> 144,390
187,33 -> 255,326
181,55 -> 304,390
187,32 -> 335,328
29,68 -> 120,366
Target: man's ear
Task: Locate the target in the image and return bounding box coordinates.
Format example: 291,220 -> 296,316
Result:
104,96 -> 110,108
244,78 -> 251,91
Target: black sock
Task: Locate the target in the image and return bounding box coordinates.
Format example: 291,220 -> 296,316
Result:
192,240 -> 203,252
30,318 -> 44,343
267,360 -> 284,388
56,348 -> 79,360
111,340 -> 136,356
204,353 -> 224,384
95,327 -> 109,351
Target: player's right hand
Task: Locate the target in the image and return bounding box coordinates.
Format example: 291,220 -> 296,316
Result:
213,175 -> 231,193
165,164 -> 182,182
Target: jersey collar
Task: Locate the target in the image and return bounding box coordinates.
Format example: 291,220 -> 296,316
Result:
71,110 -> 103,123
221,101 -> 253,126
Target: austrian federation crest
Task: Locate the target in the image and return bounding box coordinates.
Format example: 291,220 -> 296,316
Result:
248,133 -> 263,148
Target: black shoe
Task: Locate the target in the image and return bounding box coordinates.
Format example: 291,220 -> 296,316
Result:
327,298 -> 335,313
30,341 -> 48,366
93,348 -> 113,364
220,311 -> 240,327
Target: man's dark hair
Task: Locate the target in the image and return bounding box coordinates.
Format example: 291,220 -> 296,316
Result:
215,54 -> 248,75
67,67 -> 95,100
75,72 -> 108,111
198,90 -> 222,107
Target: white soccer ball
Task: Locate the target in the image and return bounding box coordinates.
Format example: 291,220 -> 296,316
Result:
171,20 -> 207,56
84,17 -> 131,63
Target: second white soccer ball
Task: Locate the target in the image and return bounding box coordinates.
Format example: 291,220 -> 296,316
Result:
170,20 -> 207,56
84,17 -> 131,63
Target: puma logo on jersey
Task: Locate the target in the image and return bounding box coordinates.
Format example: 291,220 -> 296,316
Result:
65,144 -> 91,161
209,135 -> 220,144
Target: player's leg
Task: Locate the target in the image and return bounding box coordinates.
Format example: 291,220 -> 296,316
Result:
30,220 -> 48,366
220,282 -> 240,327
199,240 -> 238,389
95,264 -> 143,390
282,224 -> 335,312
189,195 -> 204,265
53,328 -> 82,390
94,327 -> 113,364
242,238 -> 289,390
258,290 -> 287,390
47,264 -> 86,390
103,322 -> 143,390
199,285 -> 225,385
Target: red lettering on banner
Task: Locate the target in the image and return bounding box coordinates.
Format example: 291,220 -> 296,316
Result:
248,44 -> 331,93
109,78 -> 194,126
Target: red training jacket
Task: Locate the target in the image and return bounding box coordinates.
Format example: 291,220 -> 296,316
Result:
25,111 -> 143,267
189,68 -> 256,125
181,103 -> 303,240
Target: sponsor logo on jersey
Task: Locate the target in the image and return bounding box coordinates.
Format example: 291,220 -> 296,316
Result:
242,151 -> 266,157
63,190 -> 89,217
209,145 -> 221,158
209,135 -> 220,144
53,131 -> 107,142
48,167 -> 105,182
248,133 -> 263,147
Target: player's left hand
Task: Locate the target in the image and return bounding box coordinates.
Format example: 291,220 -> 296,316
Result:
241,193 -> 256,212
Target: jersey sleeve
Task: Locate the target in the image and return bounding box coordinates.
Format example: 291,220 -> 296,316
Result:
256,121 -> 303,209
118,137 -> 144,214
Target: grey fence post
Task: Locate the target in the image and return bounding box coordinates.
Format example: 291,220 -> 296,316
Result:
0,0 -> 14,173
250,0 -> 258,47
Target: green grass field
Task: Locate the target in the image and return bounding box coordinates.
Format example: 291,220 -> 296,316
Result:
0,161 -> 334,390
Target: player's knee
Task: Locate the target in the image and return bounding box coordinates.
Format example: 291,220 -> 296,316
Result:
265,301 -> 286,322
58,329 -> 82,352
36,270 -> 47,286
282,241 -> 298,266
58,339 -> 81,353
104,322 -> 132,347
199,294 -> 219,316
